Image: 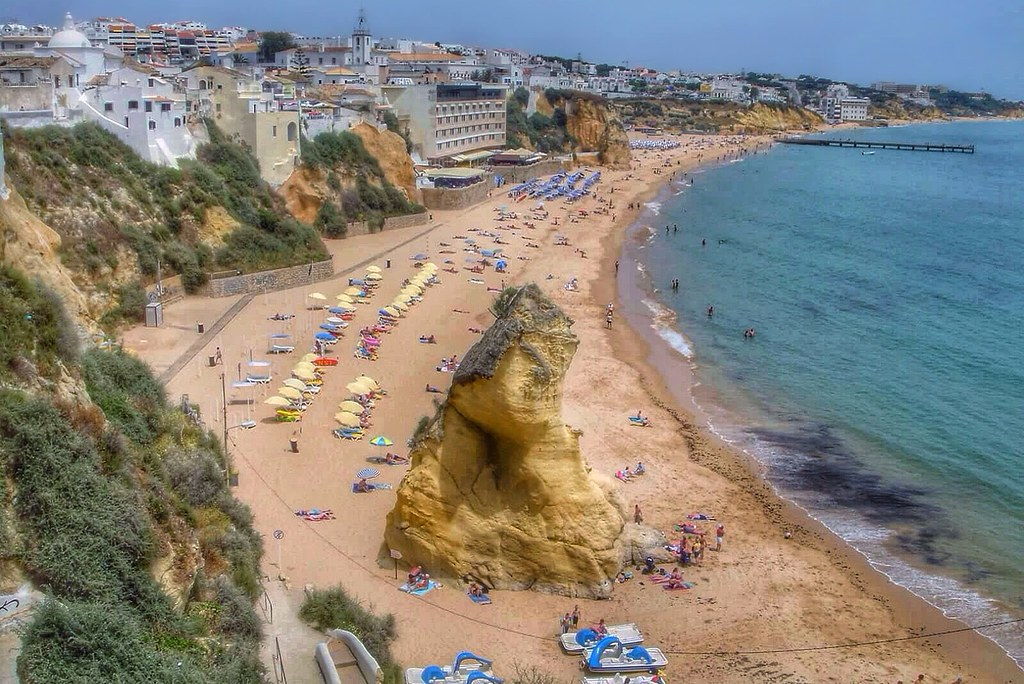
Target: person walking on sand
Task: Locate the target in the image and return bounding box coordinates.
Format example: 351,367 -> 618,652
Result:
606,312 -> 613,329
615,259 -> 619,274
715,524 -> 724,551
571,605 -> 580,629
215,347 -> 223,364
634,504 -> 644,525
560,613 -> 571,634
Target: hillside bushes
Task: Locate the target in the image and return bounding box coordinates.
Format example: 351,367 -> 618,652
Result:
0,265 -> 79,381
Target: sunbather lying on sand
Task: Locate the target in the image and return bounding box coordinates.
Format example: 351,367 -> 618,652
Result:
419,335 -> 436,344
426,384 -> 443,393
384,452 -> 408,465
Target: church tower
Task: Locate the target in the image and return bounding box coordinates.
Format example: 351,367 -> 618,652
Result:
351,9 -> 371,65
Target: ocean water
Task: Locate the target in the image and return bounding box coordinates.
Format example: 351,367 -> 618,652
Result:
630,120 -> 1024,665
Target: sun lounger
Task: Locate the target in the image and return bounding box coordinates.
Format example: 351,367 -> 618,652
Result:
269,344 -> 295,354
582,675 -> 664,684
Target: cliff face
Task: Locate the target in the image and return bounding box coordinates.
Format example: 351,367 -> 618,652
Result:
350,122 -> 417,199
564,97 -> 631,168
278,165 -> 325,225
730,103 -> 823,133
0,180 -> 95,329
385,285 -> 627,597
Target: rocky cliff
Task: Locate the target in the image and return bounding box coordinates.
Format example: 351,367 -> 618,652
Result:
730,103 -> 823,133
385,285 -> 627,597
350,122 -> 417,199
564,96 -> 631,168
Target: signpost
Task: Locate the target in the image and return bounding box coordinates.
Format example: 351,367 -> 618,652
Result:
389,548 -> 402,579
274,529 -> 284,578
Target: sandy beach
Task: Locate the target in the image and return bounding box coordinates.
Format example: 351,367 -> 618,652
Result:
127,134 -> 1022,684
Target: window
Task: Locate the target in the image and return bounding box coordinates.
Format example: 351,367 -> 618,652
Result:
128,100 -> 139,110
145,101 -> 153,112
148,120 -> 156,130
104,102 -> 114,112
148,78 -> 154,87
174,117 -> 181,127
161,102 -> 171,112
272,125 -> 278,137
287,122 -> 297,141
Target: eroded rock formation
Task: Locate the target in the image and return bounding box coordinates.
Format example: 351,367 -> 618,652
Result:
385,285 -> 627,597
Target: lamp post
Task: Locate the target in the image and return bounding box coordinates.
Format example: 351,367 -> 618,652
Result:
220,372 -> 233,486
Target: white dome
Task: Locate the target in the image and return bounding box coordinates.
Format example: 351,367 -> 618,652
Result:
48,12 -> 90,49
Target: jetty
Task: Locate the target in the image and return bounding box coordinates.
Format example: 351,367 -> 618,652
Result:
780,138 -> 974,154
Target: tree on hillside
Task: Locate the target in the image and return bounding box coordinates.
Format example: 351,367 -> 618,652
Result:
291,48 -> 311,77
259,31 -> 297,62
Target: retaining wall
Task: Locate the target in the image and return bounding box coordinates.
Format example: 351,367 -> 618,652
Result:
342,211 -> 429,238
420,178 -> 493,211
208,258 -> 334,298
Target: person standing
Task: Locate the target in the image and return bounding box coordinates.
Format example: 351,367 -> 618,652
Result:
560,613 -> 571,634
634,504 -> 644,525
571,605 -> 580,630
715,524 -> 725,552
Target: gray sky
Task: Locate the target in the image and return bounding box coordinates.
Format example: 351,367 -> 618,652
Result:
7,0 -> 1023,98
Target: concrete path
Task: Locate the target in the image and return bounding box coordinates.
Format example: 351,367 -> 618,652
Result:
259,579 -> 325,684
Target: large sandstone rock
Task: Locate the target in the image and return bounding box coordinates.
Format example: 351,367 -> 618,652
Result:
350,122 -> 417,199
564,97 -> 631,169
385,285 -> 627,597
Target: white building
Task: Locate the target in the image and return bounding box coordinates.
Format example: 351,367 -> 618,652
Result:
820,84 -> 869,122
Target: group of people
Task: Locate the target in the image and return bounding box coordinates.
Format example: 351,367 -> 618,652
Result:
615,462 -> 645,482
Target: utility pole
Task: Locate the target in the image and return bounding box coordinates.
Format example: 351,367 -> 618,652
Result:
220,372 -> 232,486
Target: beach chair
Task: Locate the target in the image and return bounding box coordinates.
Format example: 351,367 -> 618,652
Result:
269,344 -> 295,354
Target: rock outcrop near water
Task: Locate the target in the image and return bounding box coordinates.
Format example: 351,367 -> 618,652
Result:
385,284 -> 627,597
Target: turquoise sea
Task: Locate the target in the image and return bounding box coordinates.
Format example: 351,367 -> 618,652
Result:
622,120 -> 1024,665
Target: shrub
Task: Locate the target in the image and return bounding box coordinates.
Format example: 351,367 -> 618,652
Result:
214,576 -> 262,641
164,447 -> 224,507
81,349 -> 165,445
0,265 -> 79,379
315,200 -> 348,238
300,586 -> 398,669
115,282 -> 147,323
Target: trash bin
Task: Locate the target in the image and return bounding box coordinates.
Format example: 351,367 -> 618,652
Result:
386,259 -> 391,269
208,355 -> 216,367
197,323 -> 205,334
289,438 -> 299,453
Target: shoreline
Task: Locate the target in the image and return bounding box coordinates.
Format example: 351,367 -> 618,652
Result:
605,135 -> 1023,679
134,130 -> 1023,682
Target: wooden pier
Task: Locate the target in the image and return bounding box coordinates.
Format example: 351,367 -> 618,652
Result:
781,138 -> 974,154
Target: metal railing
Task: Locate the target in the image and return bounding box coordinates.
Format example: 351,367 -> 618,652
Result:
272,635 -> 288,684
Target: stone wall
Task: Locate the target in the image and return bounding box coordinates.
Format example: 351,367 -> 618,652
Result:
490,159 -> 572,183
208,258 -> 334,298
343,211 -> 429,237
420,179 -> 492,211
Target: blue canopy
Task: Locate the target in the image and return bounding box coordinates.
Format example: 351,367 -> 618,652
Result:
314,332 -> 335,341
495,260 -> 508,270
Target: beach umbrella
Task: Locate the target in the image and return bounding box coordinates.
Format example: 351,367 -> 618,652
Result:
395,293 -> 413,304
390,301 -> 409,312
335,412 -> 362,428
344,286 -> 364,296
278,387 -> 303,401
357,375 -> 380,389
283,378 -> 308,391
339,400 -> 365,414
370,436 -> 393,447
346,380 -> 372,395
495,259 -> 508,270
314,332 -> 336,341
301,353 -> 318,363
402,286 -> 422,295
382,306 -> 401,318
264,396 -> 292,407
365,272 -> 383,281
356,467 -> 381,479
366,265 -> 382,273
308,292 -> 327,300
328,306 -> 349,314
293,367 -> 317,381
378,308 -> 396,318
336,294 -> 354,303
410,252 -> 428,261
294,360 -> 316,371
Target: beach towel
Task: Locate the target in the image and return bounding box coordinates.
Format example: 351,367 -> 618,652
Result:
399,579 -> 439,595
663,581 -> 695,591
468,278 -> 485,284
295,508 -> 335,521
468,592 -> 492,605
686,513 -> 715,521
352,482 -> 393,493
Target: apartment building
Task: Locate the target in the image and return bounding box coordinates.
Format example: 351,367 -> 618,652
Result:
385,82 -> 506,163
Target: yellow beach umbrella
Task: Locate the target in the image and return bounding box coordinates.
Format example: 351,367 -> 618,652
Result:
293,367 -> 317,381
346,380 -> 372,395
278,387 -> 303,400
395,293 -> 413,303
264,396 -> 292,407
338,400 -> 365,414
382,306 -> 401,318
301,353 -> 318,363
390,301 -> 409,312
356,375 -> 380,390
366,265 -> 383,273
336,294 -> 355,303
423,262 -> 438,270
365,272 -> 383,281
283,378 -> 308,391
344,286 -> 364,296
402,285 -> 422,295
334,412 -> 361,427
308,292 -> 327,300
294,360 -> 316,371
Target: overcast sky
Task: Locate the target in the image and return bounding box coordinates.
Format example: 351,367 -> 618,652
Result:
7,0 -> 1023,98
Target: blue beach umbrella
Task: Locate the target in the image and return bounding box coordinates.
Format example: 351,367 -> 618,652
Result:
314,332 -> 335,341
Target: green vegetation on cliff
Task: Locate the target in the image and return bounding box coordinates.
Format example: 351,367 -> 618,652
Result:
506,87 -> 576,153
300,129 -> 423,236
2,121 -> 327,308
0,264 -> 265,683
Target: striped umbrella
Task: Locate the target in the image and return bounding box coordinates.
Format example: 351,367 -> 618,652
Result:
356,467 -> 380,479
